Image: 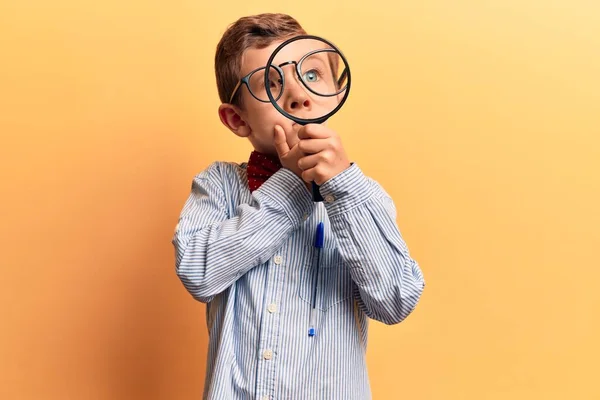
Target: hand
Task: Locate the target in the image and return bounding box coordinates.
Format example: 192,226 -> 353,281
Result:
296,124 -> 351,185
273,125 -> 311,191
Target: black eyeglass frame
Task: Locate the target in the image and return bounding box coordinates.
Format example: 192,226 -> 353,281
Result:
228,36 -> 351,118
228,65 -> 283,104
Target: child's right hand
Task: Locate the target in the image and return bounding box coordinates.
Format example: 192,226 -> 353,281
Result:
274,125 -> 311,191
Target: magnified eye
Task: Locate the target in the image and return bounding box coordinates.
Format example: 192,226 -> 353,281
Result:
303,69 -> 320,83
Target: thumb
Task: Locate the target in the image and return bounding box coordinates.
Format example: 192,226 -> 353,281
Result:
273,125 -> 290,158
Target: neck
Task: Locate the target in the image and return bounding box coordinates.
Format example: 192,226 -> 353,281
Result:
251,150 -> 280,161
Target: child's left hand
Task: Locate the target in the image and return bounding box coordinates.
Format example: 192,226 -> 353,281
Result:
296,124 -> 351,185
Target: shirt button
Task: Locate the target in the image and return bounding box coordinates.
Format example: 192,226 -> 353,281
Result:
267,303 -> 277,313
263,350 -> 273,360
274,255 -> 282,265
324,194 -> 335,203
262,396 -> 269,400
302,212 -> 309,221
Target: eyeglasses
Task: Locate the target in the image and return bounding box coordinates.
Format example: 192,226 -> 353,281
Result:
227,49 -> 348,104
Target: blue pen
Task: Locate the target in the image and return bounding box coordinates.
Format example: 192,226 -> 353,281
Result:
309,222 -> 325,337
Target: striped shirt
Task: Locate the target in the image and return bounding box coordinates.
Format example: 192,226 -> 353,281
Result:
172,161 -> 425,400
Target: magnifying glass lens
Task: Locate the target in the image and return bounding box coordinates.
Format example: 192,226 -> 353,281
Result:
264,37 -> 350,123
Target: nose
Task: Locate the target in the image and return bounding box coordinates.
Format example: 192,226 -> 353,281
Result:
280,67 -> 311,113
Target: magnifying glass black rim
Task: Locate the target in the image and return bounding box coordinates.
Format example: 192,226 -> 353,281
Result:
264,34 -> 352,125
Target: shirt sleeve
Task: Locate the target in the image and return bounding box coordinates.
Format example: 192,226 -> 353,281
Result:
318,163 -> 426,325
172,162 -> 314,303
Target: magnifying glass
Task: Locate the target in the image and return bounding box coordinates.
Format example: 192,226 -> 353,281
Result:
264,34 -> 351,202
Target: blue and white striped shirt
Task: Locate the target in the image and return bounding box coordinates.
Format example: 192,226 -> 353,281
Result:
173,160 -> 425,400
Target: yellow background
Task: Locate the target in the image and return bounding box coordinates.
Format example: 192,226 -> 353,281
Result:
1,0 -> 599,399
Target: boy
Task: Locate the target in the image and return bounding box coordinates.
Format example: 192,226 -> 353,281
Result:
173,13 -> 425,400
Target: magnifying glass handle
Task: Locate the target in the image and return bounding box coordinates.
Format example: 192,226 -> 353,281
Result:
311,181 -> 323,202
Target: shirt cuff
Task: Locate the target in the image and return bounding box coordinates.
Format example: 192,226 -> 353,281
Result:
257,168 -> 314,223
318,163 -> 373,216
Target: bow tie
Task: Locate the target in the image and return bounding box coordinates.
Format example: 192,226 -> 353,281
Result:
246,151 -> 282,192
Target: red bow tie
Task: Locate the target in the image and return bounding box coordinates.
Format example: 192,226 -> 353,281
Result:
246,151 -> 282,192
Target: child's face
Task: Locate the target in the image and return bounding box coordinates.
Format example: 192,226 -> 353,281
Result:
219,39 -> 342,156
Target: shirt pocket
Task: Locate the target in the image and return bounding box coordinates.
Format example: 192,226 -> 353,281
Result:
298,246 -> 353,311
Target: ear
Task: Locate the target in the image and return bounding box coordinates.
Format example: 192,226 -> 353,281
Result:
218,104 -> 251,138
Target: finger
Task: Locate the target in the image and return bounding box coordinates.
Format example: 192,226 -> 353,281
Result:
301,167 -> 314,183
298,138 -> 330,154
297,152 -> 323,170
301,166 -> 324,185
288,140 -> 307,159
273,125 -> 290,157
297,124 -> 332,140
